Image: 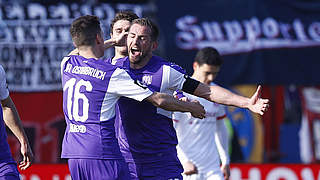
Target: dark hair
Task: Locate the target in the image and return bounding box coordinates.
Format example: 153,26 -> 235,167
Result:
194,47 -> 223,66
70,15 -> 101,47
110,11 -> 139,33
131,18 -> 159,41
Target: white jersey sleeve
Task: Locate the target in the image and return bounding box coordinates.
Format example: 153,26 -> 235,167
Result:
215,118 -> 230,165
0,65 -> 9,100
162,65 -> 186,91
216,104 -> 226,120
107,68 -> 153,101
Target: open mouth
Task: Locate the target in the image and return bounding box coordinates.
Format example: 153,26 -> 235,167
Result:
131,47 -> 141,56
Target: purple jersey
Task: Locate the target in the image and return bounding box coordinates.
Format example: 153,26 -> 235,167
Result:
104,57 -> 112,64
114,56 -> 187,163
60,55 -> 153,160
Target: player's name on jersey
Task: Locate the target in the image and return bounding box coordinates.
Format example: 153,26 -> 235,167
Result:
64,63 -> 106,81
69,123 -> 86,133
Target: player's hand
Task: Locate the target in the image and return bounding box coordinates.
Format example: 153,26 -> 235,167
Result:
248,85 -> 269,115
113,31 -> 128,46
68,48 -> 79,56
183,161 -> 198,175
189,100 -> 206,119
221,164 -> 230,180
175,96 -> 189,102
19,142 -> 34,170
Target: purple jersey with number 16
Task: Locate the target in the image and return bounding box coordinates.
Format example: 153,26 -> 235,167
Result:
60,55 -> 154,160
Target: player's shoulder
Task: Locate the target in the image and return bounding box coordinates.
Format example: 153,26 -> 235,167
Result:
112,57 -> 129,67
153,56 -> 186,74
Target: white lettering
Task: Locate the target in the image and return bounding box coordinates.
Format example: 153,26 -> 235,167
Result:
71,66 -> 106,80
266,167 -> 298,180
301,168 -> 314,180
244,17 -> 261,42
176,15 -> 203,49
223,21 -> 243,42
69,123 -> 87,133
294,19 -> 308,41
309,22 -> 320,41
249,168 -> 262,180
262,17 -> 279,38
176,15 -> 320,55
64,63 -> 72,73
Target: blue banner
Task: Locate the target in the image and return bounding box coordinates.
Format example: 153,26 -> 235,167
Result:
157,0 -> 320,85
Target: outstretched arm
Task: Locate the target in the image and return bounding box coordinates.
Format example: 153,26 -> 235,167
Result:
1,96 -> 34,170
68,31 -> 128,56
192,83 -> 269,115
103,31 -> 128,50
146,92 -> 206,119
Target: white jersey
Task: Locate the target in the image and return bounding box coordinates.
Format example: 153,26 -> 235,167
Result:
173,92 -> 227,174
0,65 -> 9,100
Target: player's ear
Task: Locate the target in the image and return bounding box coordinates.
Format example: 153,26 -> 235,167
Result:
151,41 -> 158,51
72,42 -> 77,48
193,62 -> 199,71
96,33 -> 103,44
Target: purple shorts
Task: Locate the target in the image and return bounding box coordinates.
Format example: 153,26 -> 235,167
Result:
0,161 -> 20,180
127,161 -> 183,180
68,159 -> 130,180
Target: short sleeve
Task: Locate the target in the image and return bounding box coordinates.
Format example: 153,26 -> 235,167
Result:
216,104 -> 227,120
163,64 -> 187,91
107,68 -> 154,101
0,65 -> 9,100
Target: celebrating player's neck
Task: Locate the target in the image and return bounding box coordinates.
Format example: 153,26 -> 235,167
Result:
78,45 -> 104,60
129,53 -> 152,69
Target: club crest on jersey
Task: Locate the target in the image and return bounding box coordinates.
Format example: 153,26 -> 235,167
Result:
142,75 -> 152,85
134,79 -> 148,89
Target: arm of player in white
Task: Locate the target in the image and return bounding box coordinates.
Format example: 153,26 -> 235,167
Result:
215,117 -> 230,180
177,145 -> 198,175
215,118 -> 230,164
67,31 -> 128,56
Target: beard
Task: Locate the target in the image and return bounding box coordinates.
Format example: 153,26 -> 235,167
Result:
129,46 -> 152,65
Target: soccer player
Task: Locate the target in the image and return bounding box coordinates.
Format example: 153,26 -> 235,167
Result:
173,47 -> 230,180
61,15 -> 205,180
113,18 -> 269,179
107,11 -> 139,64
0,65 -> 33,179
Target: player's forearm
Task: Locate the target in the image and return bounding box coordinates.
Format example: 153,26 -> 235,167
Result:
150,93 -> 195,112
2,97 -> 29,144
103,38 -> 117,50
104,32 -> 127,50
195,83 -> 250,108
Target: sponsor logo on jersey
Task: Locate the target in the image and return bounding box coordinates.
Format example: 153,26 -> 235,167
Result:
69,123 -> 86,133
